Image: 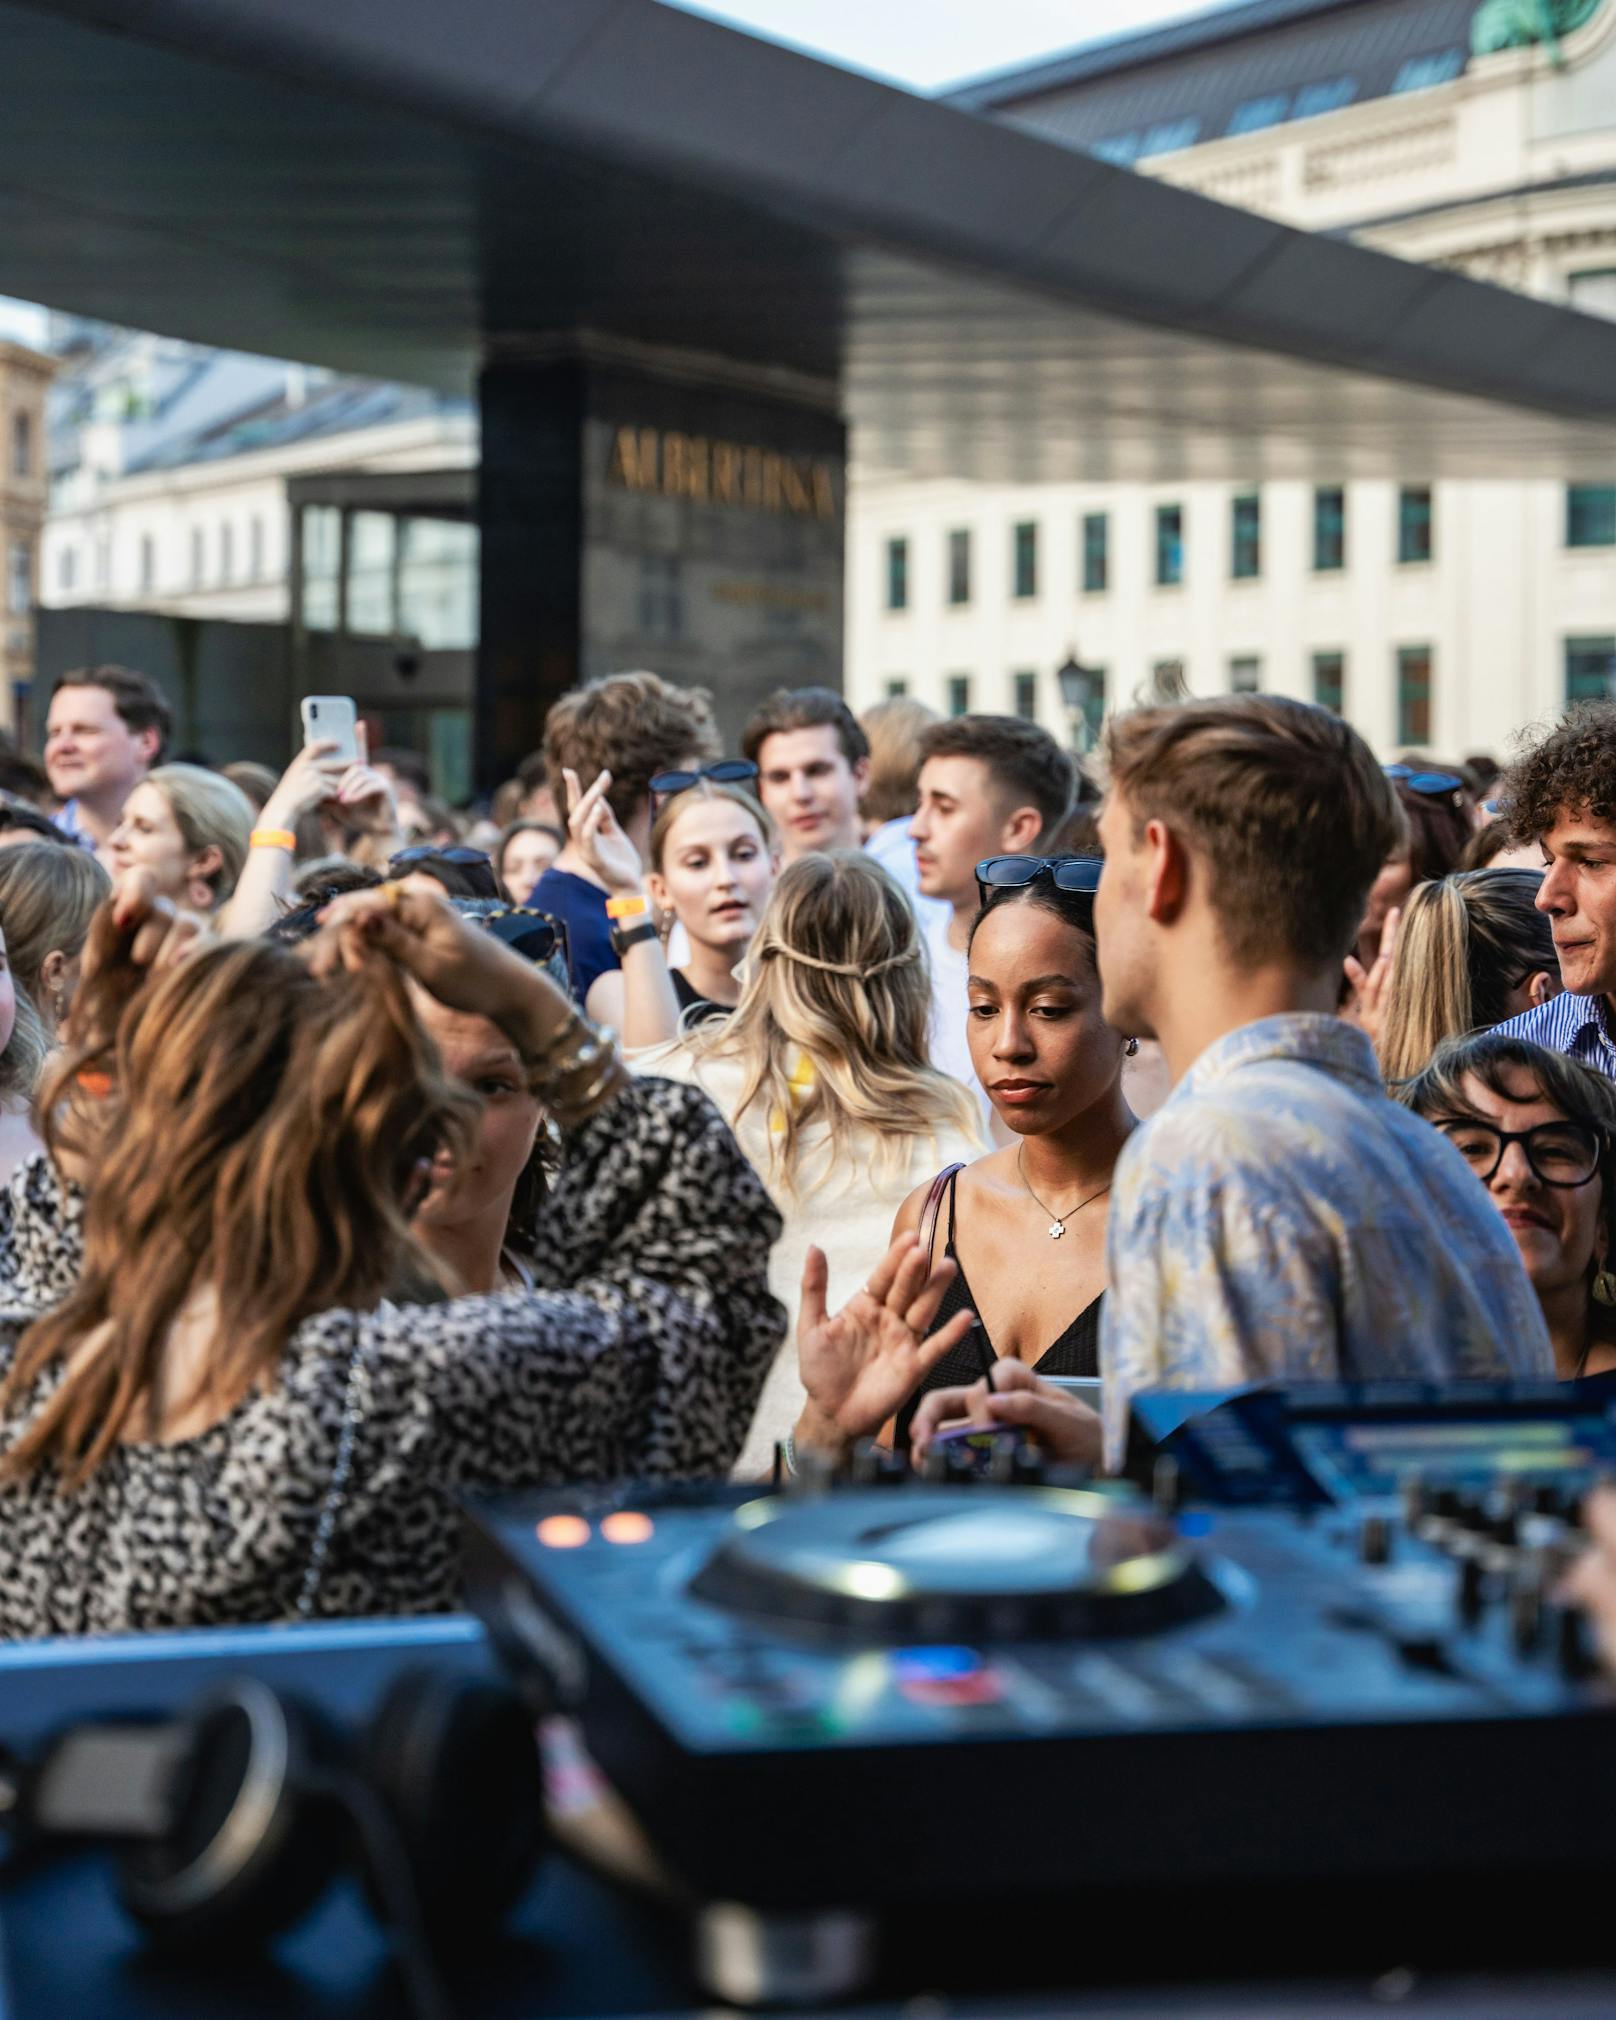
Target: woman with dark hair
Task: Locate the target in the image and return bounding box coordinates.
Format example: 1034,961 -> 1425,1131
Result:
795,856 -> 1134,1461
1401,1031 -> 1616,1380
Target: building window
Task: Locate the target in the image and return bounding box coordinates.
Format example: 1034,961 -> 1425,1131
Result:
1397,486 -> 1433,564
219,523 -> 234,584
1391,49 -> 1464,94
190,526 -> 204,588
1012,670 -> 1038,720
886,537 -> 908,611
1139,117 -> 1200,157
1229,655 -> 1261,694
139,535 -> 155,594
946,529 -> 971,606
249,516 -> 266,580
1397,646 -> 1433,746
884,677 -> 908,699
1566,637 -> 1616,705
1155,504 -> 1184,587
947,674 -> 972,717
1294,77 -> 1357,118
6,542 -> 29,618
11,411 -> 30,479
1012,521 -> 1038,599
1313,487 -> 1345,571
1230,493 -> 1261,580
58,547 -> 76,595
1227,94 -> 1288,136
1312,651 -> 1345,715
1081,512 -> 1108,593
1567,486 -> 1616,549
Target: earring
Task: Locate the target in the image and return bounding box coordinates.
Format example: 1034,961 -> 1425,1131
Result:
1124,1037 -> 1140,1057
1594,1270 -> 1616,1309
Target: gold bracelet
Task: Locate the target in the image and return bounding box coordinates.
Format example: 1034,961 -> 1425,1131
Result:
522,1009 -> 628,1127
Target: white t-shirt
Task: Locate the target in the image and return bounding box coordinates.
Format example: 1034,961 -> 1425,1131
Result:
923,905 -> 994,1135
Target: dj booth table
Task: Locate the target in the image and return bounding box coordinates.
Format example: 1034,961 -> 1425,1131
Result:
1,1616 -> 1614,2020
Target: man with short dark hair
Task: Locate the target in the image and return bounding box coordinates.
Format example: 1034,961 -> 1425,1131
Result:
1093,695 -> 1551,1461
45,665 -> 172,850
909,715 -> 1073,1119
742,687 -> 869,861
1493,703 -> 1616,1077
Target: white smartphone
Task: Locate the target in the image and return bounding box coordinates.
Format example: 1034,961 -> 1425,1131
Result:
299,695 -> 360,765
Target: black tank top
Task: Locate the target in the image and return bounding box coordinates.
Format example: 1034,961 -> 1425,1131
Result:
894,1165 -> 1103,1452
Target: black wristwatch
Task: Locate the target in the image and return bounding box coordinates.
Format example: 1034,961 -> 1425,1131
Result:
609,918 -> 660,960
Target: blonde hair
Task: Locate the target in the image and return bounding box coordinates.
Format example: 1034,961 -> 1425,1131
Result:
687,852 -> 978,1195
145,764 -> 253,906
1378,868 -> 1558,1084
3,922 -> 475,1486
860,696 -> 937,825
648,780 -> 775,873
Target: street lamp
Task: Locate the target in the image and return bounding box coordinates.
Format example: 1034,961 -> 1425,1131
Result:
1056,650 -> 1103,753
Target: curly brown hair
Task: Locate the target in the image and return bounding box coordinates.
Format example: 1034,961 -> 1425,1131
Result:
1500,704 -> 1616,845
543,672 -> 720,828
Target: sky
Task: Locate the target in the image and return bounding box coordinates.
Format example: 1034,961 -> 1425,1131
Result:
665,0 -> 1213,92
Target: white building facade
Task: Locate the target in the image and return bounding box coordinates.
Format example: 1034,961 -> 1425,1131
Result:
42,333 -> 474,631
846,0 -> 1616,761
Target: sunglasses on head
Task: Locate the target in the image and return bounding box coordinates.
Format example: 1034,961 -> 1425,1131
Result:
1385,764 -> 1466,803
650,760 -> 759,803
975,855 -> 1104,907
388,844 -> 501,900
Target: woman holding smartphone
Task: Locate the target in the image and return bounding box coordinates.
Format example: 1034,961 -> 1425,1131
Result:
794,856 -> 1131,1464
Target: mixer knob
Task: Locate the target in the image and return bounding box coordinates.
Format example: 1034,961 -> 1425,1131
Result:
1358,1514 -> 1392,1566
1400,1474 -> 1428,1526
1432,1487 -> 1463,1521
849,1442 -> 882,1486
1532,1483 -> 1565,1518
1152,1457 -> 1182,1515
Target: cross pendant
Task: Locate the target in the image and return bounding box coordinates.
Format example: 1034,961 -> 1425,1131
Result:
1048,1220 -> 1065,1240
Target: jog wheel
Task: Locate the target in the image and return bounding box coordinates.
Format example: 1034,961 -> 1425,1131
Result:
688,1485 -> 1224,1644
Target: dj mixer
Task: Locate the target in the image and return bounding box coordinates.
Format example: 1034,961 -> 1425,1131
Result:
465,1464 -> 1611,1939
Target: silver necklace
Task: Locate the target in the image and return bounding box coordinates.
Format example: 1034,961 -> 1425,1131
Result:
1016,1145 -> 1112,1241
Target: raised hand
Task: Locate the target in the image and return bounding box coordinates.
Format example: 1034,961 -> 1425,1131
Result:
563,766 -> 645,897
796,1232 -> 977,1442
1342,904 -> 1400,1047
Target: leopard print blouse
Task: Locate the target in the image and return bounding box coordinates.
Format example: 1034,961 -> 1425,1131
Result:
0,1077 -> 784,1638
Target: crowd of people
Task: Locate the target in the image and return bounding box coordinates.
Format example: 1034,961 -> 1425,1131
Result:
4,658 -> 1616,1640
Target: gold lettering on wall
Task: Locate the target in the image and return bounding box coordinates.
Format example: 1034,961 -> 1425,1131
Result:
607,425 -> 838,520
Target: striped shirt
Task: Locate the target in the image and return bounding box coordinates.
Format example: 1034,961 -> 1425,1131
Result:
1100,1014 -> 1553,1465
1492,993 -> 1616,1082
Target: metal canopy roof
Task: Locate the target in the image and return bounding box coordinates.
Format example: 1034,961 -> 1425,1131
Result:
5,0 -> 1616,482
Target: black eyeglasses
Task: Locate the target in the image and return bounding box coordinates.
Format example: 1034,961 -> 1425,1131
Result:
650,760 -> 759,802
1437,1119 -> 1603,1189
1385,764 -> 1466,805
975,855 -> 1104,907
388,845 -> 501,900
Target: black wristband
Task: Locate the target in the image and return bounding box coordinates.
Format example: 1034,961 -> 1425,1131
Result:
609,918 -> 660,960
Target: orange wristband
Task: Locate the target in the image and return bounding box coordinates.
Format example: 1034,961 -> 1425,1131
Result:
250,827 -> 297,852
604,893 -> 649,920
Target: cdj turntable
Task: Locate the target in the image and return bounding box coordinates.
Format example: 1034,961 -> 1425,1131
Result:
465,1462 -> 1616,1977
